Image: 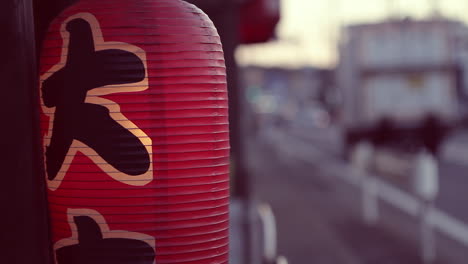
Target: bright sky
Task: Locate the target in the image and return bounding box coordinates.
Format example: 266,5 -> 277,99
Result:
236,0 -> 468,68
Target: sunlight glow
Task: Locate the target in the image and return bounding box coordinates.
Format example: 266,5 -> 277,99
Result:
236,0 -> 468,67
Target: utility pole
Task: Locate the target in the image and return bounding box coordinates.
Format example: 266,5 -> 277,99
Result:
329,0 -> 343,66
387,0 -> 396,19
430,0 -> 440,17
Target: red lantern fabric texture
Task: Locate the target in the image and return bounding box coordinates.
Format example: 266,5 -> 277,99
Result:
39,0 -> 230,263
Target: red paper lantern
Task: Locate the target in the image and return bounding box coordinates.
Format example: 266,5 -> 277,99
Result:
39,1 -> 230,263
240,0 -> 281,44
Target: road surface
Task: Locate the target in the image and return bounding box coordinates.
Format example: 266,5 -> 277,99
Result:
245,119 -> 468,263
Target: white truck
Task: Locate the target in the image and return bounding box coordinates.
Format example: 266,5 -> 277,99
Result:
337,18 -> 464,155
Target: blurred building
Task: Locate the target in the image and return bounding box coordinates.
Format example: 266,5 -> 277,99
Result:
336,17 -> 468,154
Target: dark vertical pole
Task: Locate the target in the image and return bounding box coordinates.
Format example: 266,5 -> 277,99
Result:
210,6 -> 253,264
185,0 -> 249,199
0,0 -> 50,263
213,2 -> 249,200
184,1 -> 251,262
219,7 -> 254,263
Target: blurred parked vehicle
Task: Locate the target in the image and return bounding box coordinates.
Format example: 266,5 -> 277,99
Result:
337,18 -> 464,156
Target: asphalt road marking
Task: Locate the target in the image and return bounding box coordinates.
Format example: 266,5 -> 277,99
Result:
276,256 -> 289,264
258,203 -> 278,261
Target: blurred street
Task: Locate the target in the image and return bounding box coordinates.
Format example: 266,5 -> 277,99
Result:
235,2 -> 468,263
246,118 -> 468,263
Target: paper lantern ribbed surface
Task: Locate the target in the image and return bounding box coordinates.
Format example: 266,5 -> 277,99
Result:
39,0 -> 229,263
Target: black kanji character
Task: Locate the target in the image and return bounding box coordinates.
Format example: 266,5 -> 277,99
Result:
42,18 -> 150,181
56,216 -> 155,264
